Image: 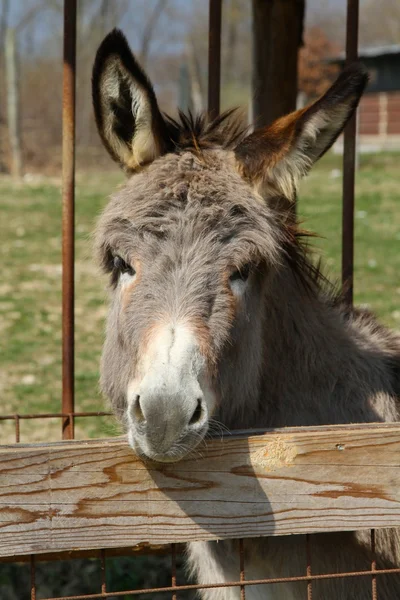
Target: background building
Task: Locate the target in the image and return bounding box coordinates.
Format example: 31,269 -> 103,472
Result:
332,46 -> 400,151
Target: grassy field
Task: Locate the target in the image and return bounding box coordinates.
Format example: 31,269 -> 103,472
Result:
0,152 -> 399,443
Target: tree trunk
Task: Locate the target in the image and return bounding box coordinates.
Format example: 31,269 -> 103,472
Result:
187,39 -> 204,113
178,63 -> 193,114
139,0 -> 168,68
0,0 -> 10,173
252,0 -> 305,127
5,27 -> 23,179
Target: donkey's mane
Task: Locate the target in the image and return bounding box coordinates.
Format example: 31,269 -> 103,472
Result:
282,223 -> 341,303
282,226 -> 390,333
165,109 -> 249,152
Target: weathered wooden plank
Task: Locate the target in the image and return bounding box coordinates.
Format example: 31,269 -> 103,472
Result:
1,423 -> 400,558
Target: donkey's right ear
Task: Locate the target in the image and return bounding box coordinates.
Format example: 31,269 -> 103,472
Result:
92,29 -> 170,171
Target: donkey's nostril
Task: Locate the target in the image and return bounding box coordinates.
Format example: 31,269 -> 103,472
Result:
189,398 -> 204,426
133,395 -> 145,423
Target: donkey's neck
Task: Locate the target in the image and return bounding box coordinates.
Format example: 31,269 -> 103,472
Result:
217,266 -> 396,430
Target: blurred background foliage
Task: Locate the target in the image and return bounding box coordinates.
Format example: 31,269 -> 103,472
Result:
3,0 -> 398,174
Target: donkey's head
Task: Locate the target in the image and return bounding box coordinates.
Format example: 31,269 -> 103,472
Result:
92,30 -> 367,462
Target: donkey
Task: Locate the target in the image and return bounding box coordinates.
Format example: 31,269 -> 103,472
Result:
92,30 -> 400,599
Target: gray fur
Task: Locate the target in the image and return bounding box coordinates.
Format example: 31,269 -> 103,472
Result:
92,36 -> 400,598
95,147 -> 400,599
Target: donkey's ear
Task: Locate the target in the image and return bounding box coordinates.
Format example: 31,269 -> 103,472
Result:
92,29 -> 170,171
235,63 -> 368,201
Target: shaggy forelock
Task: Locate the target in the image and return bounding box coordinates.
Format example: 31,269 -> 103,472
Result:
96,149 -> 285,276
165,109 -> 249,152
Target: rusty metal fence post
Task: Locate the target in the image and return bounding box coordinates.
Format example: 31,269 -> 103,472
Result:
61,0 -> 77,439
208,0 -> 222,119
342,0 -> 360,307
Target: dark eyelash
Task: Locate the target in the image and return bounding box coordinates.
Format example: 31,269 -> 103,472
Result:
229,264 -> 250,283
111,255 -> 136,285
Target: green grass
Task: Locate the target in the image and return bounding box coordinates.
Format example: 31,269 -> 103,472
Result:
0,153 -> 399,442
0,170 -> 122,442
298,152 -> 400,325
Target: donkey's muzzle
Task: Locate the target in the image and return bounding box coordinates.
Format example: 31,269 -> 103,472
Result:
129,386 -> 207,460
126,323 -> 212,461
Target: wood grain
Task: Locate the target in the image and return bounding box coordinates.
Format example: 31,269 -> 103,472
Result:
1,423 -> 400,558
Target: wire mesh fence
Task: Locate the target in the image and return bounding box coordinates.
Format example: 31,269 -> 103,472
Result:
3,531 -> 400,599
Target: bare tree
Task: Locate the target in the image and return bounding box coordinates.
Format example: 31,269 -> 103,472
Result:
299,26 -> 340,101
224,0 -> 241,83
139,0 -> 168,67
0,0 -> 10,172
0,0 -> 10,51
187,36 -> 205,112
360,0 -> 400,46
5,27 -> 22,178
186,0 -> 253,114
4,0 -> 56,177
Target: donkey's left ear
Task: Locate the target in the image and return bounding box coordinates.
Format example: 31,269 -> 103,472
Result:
235,63 -> 368,201
92,29 -> 170,171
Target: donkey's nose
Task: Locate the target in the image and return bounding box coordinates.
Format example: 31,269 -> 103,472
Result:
130,384 -> 207,453
131,394 -> 145,423
127,322 -> 211,458
189,398 -> 204,426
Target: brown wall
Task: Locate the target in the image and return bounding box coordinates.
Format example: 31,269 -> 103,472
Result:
358,91 -> 400,136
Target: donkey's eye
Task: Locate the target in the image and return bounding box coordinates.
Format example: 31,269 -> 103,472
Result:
113,255 -> 136,277
229,264 -> 250,283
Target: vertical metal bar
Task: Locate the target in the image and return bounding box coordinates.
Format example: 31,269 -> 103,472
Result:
171,543 -> 177,600
30,555 -> 36,600
208,0 -> 222,120
14,414 -> 20,442
100,549 -> 107,595
69,411 -> 75,438
371,529 -> 378,600
341,0 -> 359,306
239,539 -> 246,600
306,534 -> 313,600
62,0 -> 76,439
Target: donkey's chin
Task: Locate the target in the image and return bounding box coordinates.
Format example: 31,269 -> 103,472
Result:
128,428 -> 208,464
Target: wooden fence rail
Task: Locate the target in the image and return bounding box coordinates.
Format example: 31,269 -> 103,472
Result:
1,423 -> 400,559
